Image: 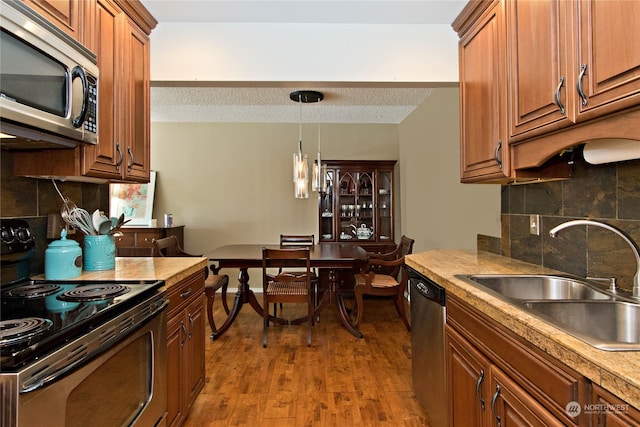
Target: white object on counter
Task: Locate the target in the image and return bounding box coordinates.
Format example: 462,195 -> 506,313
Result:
583,138 -> 640,165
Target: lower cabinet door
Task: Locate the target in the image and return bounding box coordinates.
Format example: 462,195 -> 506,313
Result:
489,368 -> 564,427
167,313 -> 186,427
185,295 -> 206,408
445,326 -> 490,427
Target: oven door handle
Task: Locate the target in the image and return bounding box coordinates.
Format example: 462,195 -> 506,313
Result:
21,298 -> 168,393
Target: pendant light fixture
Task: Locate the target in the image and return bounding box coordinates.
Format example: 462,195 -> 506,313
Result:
290,90 -> 323,198
312,123 -> 328,193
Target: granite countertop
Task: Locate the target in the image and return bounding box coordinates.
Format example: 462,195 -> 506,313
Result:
33,257 -> 208,289
406,249 -> 640,410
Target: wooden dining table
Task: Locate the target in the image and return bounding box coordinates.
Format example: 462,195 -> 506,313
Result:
207,243 -> 369,339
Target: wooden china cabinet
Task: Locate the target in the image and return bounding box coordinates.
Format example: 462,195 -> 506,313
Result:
318,160 -> 396,252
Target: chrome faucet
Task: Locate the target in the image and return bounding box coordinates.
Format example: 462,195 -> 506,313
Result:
549,219 -> 640,299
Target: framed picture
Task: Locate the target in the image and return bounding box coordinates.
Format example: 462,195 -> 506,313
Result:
109,171 -> 157,226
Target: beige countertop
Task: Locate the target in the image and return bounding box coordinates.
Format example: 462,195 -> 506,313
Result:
33,257 -> 208,289
406,249 -> 640,410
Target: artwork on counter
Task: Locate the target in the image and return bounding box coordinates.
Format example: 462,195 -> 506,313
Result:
109,171 -> 156,226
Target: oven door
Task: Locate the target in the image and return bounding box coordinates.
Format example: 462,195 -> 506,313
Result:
13,309 -> 167,427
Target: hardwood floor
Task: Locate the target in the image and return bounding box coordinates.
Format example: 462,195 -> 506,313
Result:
183,295 -> 431,426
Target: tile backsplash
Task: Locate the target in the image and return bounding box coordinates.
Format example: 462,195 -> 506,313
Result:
0,151 -> 109,275
498,157 -> 640,293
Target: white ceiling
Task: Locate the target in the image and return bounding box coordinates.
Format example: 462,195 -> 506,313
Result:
142,0 -> 467,123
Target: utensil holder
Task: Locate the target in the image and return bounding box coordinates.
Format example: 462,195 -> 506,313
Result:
84,235 -> 116,271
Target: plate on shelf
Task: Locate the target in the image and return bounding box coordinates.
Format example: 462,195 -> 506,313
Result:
322,234 -> 332,239
322,212 -> 333,217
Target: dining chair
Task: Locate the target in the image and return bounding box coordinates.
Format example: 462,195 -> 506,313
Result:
262,247 -> 313,347
351,235 -> 414,332
273,234 -> 319,316
367,235 -> 415,273
153,235 -> 229,334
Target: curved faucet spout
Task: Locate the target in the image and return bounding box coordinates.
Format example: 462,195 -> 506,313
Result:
549,219 -> 640,299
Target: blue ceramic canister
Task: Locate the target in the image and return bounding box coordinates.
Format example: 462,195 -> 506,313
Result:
83,234 -> 116,271
45,229 -> 83,279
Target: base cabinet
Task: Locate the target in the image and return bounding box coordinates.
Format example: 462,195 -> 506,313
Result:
166,270 -> 206,427
446,294 -> 589,426
591,384 -> 640,427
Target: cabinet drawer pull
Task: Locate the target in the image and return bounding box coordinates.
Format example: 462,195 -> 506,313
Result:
180,321 -> 187,346
127,147 -> 134,172
115,143 -> 123,171
494,140 -> 503,170
577,64 -> 588,106
476,369 -> 485,411
554,76 -> 565,115
180,289 -> 192,299
188,314 -> 195,338
491,384 -> 501,427
144,238 -> 153,243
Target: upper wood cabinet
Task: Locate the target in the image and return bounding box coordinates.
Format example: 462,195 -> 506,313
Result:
22,0 -> 85,41
507,0 -> 640,142
82,0 -> 153,181
13,0 -> 156,183
454,0 -> 510,183
454,0 -> 640,182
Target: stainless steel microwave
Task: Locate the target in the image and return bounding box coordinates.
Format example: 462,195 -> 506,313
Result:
0,0 -> 99,148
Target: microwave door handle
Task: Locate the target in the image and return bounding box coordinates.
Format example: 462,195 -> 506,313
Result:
71,66 -> 89,128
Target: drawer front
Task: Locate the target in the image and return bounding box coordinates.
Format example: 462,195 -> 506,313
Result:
114,232 -> 136,247
167,270 -> 205,318
135,231 -> 161,247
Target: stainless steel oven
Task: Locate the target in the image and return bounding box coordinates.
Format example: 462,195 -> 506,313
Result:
0,220 -> 168,427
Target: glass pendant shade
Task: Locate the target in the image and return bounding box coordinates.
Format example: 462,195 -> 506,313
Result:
293,142 -> 309,199
313,157 -> 327,193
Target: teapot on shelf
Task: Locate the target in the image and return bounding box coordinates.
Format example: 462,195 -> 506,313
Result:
352,223 -> 374,240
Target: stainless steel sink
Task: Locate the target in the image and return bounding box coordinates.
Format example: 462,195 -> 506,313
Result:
463,274 -> 611,300
523,301 -> 640,351
454,274 -> 640,351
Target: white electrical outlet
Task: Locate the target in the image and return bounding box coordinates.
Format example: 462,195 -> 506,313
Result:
530,214 -> 540,236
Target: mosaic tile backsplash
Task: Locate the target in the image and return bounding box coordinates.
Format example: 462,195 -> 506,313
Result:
499,157 -> 640,293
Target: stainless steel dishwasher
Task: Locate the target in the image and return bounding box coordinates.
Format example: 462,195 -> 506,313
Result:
408,267 -> 447,427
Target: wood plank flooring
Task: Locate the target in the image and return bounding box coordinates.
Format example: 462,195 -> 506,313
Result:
183,295 -> 431,426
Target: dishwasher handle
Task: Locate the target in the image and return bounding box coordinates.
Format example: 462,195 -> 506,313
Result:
408,268 -> 446,306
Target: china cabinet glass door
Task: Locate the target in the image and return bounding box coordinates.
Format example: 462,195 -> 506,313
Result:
377,171 -> 393,241
319,170 -> 335,241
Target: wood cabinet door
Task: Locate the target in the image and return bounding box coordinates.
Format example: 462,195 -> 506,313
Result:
82,0 -> 122,179
23,0 -> 83,41
185,295 -> 206,409
575,0 -> 640,121
507,0 -> 573,141
458,0 -> 509,182
445,326 -> 490,427
167,313 -> 187,427
121,17 -> 151,181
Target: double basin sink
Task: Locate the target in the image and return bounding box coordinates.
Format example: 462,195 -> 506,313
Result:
455,274 -> 640,351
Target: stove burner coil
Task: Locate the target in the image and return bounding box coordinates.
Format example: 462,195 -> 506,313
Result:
58,284 -> 129,302
4,283 -> 62,299
0,317 -> 53,347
